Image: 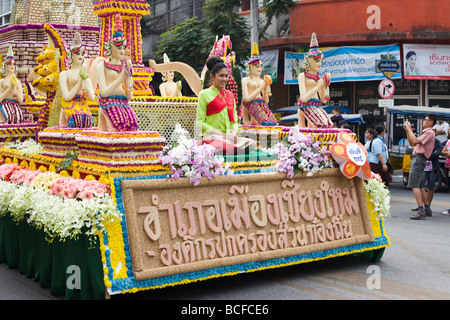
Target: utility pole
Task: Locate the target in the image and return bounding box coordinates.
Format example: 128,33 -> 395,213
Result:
250,0 -> 259,46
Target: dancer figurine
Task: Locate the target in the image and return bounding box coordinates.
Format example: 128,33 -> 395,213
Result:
297,33 -> 332,128
96,14 -> 138,132
59,33 -> 95,128
0,46 -> 24,124
159,53 -> 182,97
241,43 -> 277,126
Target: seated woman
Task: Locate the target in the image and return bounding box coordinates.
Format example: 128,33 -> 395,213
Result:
96,14 -> 138,132
241,43 -> 277,126
0,46 -> 24,124
196,56 -> 256,155
59,33 -> 95,128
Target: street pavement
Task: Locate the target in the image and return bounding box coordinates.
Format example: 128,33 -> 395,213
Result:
1,181 -> 449,300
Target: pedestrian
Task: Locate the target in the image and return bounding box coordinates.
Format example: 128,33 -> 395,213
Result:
413,138 -> 443,216
331,107 -> 345,127
442,139 -> 450,216
433,120 -> 449,145
365,125 -> 391,187
404,114 -> 437,220
364,127 -> 376,144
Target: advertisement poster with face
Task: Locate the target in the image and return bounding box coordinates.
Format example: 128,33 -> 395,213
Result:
403,44 -> 450,80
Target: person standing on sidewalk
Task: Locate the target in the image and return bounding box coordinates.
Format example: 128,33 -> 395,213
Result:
404,114 -> 436,220
365,125 -> 391,187
442,139 -> 450,216
417,138 -> 443,216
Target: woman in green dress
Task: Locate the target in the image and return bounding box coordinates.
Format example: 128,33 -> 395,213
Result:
196,56 -> 256,155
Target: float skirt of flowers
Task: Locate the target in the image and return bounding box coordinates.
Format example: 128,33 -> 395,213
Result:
0,135 -> 389,299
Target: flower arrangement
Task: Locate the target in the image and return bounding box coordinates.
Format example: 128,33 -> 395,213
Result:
364,175 -> 391,220
0,163 -> 108,200
49,177 -> 108,200
159,124 -> 234,186
0,162 -> 121,241
267,126 -> 333,178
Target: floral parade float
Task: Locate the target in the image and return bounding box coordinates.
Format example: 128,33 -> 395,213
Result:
0,1 -> 390,300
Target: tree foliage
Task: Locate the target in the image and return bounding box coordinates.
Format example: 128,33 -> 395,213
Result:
260,0 -> 298,35
155,17 -> 211,72
152,0 -> 297,73
154,0 -> 251,72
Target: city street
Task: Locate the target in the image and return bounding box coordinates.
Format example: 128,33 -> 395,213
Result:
1,181 -> 449,300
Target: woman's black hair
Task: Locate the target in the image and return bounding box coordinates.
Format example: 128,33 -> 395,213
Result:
206,55 -> 227,76
366,127 -> 377,152
374,124 -> 385,135
406,51 -> 416,60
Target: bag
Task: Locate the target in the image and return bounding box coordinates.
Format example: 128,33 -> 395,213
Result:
445,158 -> 450,169
386,162 -> 394,173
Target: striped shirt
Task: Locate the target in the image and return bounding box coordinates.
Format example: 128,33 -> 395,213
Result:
412,128 -> 435,159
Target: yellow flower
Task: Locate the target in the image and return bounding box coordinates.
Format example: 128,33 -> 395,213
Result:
39,165 -> 47,173
5,158 -> 12,164
49,164 -> 56,172
20,160 -> 28,169
99,175 -> 109,185
72,170 -> 81,179
59,170 -> 70,177
105,279 -> 112,288
85,174 -> 96,181
29,160 -> 37,170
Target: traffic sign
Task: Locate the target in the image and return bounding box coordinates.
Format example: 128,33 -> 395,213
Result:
378,79 -> 395,99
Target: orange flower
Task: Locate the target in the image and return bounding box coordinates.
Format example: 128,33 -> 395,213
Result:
330,132 -> 371,180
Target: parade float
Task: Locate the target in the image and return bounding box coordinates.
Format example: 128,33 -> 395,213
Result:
0,1 -> 390,300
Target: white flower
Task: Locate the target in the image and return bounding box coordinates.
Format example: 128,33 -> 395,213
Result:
1,178 -> 121,241
364,178 -> 391,220
3,140 -> 44,156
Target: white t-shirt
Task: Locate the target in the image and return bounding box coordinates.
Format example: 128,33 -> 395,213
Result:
434,121 -> 449,143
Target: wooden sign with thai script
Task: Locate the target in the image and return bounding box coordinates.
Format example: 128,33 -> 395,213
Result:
122,169 -> 374,281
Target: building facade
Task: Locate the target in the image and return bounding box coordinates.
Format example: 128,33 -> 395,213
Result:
0,0 -> 100,83
142,0 -> 206,61
240,0 -> 450,140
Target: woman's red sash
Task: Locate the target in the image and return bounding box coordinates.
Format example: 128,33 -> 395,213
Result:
206,89 -> 235,123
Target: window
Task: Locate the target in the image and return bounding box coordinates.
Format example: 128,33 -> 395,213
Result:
0,0 -> 13,28
427,80 -> 450,109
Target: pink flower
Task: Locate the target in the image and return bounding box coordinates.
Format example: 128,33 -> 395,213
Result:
24,171 -> 41,185
370,172 -> 382,183
49,183 -> 64,196
0,163 -> 20,180
85,186 -> 106,197
76,190 -> 94,201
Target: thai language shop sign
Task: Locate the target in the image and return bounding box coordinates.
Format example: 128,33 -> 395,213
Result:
285,44 -> 402,84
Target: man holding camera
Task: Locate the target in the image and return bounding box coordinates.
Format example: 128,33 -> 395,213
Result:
403,114 -> 437,220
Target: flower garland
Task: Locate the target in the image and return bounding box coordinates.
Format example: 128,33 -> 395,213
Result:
364,174 -> 391,220
159,124 -> 234,186
267,126 -> 333,179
